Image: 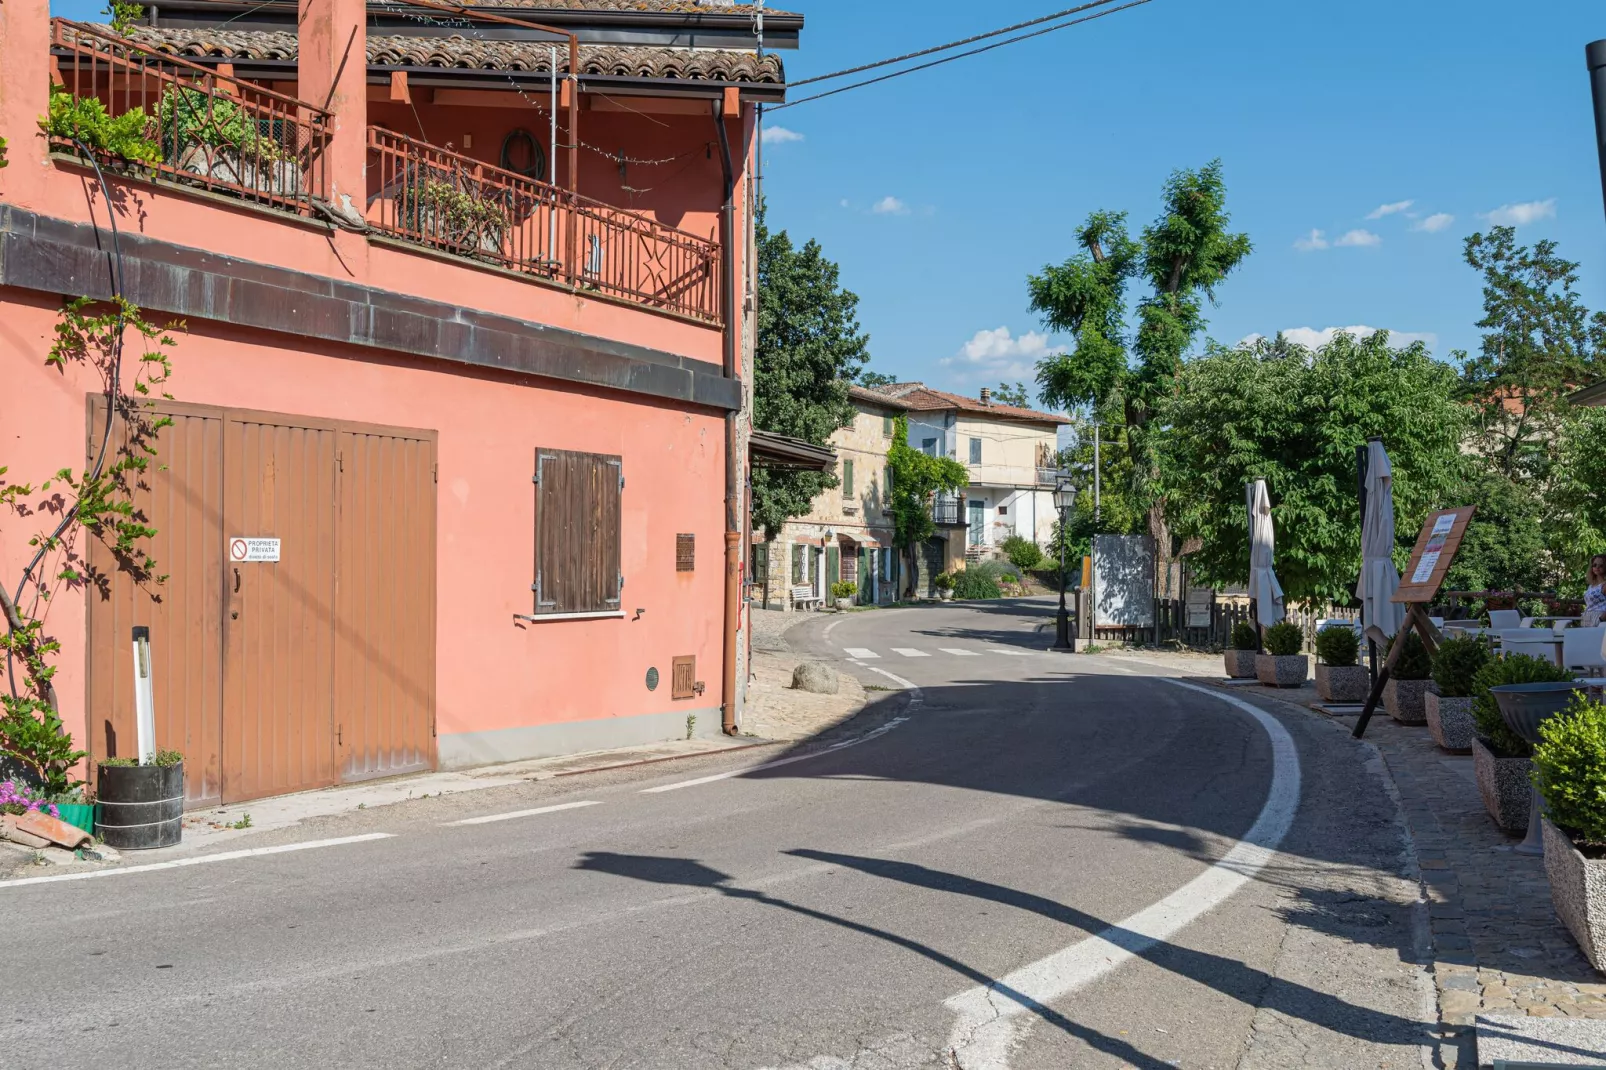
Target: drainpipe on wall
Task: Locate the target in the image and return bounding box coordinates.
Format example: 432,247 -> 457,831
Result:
715,92 -> 740,736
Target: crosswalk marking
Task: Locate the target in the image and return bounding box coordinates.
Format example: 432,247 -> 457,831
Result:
989,648 -> 1036,656
939,648 -> 980,657
842,647 -> 880,659
892,648 -> 930,658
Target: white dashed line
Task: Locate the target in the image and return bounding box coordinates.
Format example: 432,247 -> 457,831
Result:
444,800 -> 602,826
892,648 -> 930,658
988,647 -> 1037,656
939,648 -> 980,657
842,647 -> 880,659
0,834 -> 396,890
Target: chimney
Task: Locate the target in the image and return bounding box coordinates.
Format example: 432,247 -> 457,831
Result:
979,387 -> 992,406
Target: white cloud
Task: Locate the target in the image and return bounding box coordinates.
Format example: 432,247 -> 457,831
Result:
1366,200 -> 1414,220
761,125 -> 804,146
1481,198 -> 1557,227
839,198 -> 850,208
1412,212 -> 1455,233
1264,325 -> 1438,351
1294,229 -> 1329,252
872,196 -> 909,216
941,327 -> 1067,381
1335,228 -> 1382,248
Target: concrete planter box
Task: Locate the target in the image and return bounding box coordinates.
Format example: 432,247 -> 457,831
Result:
1314,663 -> 1369,703
1425,693 -> 1476,754
1224,649 -> 1258,679
1542,817 -> 1606,973
1473,737 -> 1531,834
1256,653 -> 1308,688
1384,678 -> 1433,725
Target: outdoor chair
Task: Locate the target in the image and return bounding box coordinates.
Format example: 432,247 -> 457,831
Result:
1561,626 -> 1606,675
1488,609 -> 1523,630
1443,619 -> 1484,637
1520,615 -> 1579,632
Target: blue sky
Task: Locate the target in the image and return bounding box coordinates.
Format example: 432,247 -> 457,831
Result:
760,0 -> 1606,401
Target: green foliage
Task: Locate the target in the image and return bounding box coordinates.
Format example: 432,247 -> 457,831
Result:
858,369 -> 896,387
105,0 -> 145,34
156,86 -> 280,164
42,85 -> 160,164
1550,407 -> 1606,587
99,749 -> 183,768
951,562 -> 1018,601
1314,625 -> 1358,667
1471,652 -> 1576,756
751,203 -> 867,539
830,581 -> 856,600
992,382 -> 1031,408
1263,621 -> 1304,657
1230,621 -> 1260,651
1001,535 -> 1044,571
0,697 -> 87,796
1393,631 -> 1433,680
886,416 -> 967,593
403,178 -> 506,249
0,136 -> 8,169
933,571 -> 954,591
1532,695 -> 1606,844
1444,466 -> 1557,594
1432,635 -> 1493,698
1156,332 -> 1465,606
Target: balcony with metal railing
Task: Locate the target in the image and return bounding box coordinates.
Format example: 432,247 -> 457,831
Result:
930,495 -> 963,526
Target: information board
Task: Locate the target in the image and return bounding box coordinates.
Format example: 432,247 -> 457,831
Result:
1392,507 -> 1475,604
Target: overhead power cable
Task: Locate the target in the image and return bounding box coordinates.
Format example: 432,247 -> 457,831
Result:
790,0 -> 1140,89
772,0 -> 1156,112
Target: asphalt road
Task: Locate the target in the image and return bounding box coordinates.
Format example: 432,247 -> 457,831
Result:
0,600 -> 1433,1069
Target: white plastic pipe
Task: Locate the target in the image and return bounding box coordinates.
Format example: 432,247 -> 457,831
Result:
132,626 -> 155,765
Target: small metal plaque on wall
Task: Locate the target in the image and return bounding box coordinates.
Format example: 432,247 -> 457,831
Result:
671,656 -> 696,700
676,534 -> 695,572
646,667 -> 659,691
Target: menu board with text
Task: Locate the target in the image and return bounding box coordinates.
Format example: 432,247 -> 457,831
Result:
1393,507 -> 1476,604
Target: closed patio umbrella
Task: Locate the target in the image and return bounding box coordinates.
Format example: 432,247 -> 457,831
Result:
1357,439 -> 1404,643
1246,480 -> 1285,629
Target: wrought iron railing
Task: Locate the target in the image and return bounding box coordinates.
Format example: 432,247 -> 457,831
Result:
367,128 -> 723,325
48,19 -> 329,216
930,496 -> 963,526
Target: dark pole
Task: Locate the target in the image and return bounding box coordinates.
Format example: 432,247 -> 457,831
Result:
1053,504 -> 1073,651
1357,442 -> 1378,686
1589,40 -> 1606,226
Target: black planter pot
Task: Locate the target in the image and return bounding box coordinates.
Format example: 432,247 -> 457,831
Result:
96,762 -> 183,850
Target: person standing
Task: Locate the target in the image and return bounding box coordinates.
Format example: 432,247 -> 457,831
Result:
1584,554 -> 1606,626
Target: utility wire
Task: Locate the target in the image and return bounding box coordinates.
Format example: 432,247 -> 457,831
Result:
773,0 -> 1156,111
790,0 -> 1137,88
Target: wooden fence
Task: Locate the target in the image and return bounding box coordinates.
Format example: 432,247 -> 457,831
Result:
1086,595 -> 1361,652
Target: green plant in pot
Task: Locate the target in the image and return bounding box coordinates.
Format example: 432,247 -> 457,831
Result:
1313,625 -> 1368,703
1224,621 -> 1260,679
829,580 -> 856,605
156,86 -> 301,196
1426,636 -> 1491,752
97,748 -> 184,850
40,84 -> 160,165
1382,631 -> 1434,725
1470,652 -> 1574,834
933,572 -> 954,599
1531,695 -> 1606,969
1256,620 -> 1307,688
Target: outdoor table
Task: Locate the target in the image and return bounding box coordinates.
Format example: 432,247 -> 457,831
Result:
1500,633 -> 1565,666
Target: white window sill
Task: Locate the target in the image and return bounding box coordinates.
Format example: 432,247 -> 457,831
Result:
513,611 -> 626,623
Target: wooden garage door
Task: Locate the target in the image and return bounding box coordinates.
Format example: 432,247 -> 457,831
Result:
88,402 -> 437,806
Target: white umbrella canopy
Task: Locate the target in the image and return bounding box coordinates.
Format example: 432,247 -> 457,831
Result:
1357,440 -> 1405,642
1246,480 -> 1286,628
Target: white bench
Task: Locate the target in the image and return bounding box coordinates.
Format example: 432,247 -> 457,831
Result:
791,585 -> 822,611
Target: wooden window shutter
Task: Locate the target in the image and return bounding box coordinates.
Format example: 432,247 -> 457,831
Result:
534,448 -> 623,614
842,459 -> 854,497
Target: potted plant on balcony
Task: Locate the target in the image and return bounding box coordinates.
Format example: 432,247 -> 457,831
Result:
1383,631 -> 1434,724
158,86 -> 302,197
1470,652 -> 1575,833
1533,694 -> 1606,970
399,172 -> 507,257
1224,621 -> 1258,679
934,572 -> 954,601
40,84 -> 160,167
96,750 -> 184,850
1427,635 -> 1490,753
1256,621 -> 1308,688
1313,624 -> 1367,702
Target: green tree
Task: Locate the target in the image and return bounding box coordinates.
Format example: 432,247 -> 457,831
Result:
1548,407 -> 1606,588
751,205 -> 869,539
1029,161 -> 1251,548
1156,331 -> 1465,606
992,381 -> 1030,408
886,417 -> 967,597
858,369 -> 896,387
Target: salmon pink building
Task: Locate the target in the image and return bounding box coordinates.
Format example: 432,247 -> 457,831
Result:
0,0 -> 797,805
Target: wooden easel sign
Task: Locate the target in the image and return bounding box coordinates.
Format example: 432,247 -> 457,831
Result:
1353,506 -> 1476,738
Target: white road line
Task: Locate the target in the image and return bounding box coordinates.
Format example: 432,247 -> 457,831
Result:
892,648 -> 929,658
823,618 -> 846,637
0,833 -> 396,891
987,647 -> 1036,656
943,679 -> 1301,1069
939,648 -> 980,657
443,800 -> 602,826
641,670 -> 923,795
842,647 -> 880,659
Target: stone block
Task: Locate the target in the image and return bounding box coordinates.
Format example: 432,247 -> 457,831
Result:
1427,692 -> 1477,753
1315,662 -> 1369,702
1385,676 -> 1433,725
1544,818 -> 1606,975
1473,736 -> 1531,835
1255,653 -> 1308,688
1224,648 -> 1257,679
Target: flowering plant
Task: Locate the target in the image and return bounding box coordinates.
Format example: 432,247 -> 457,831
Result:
0,779 -> 60,818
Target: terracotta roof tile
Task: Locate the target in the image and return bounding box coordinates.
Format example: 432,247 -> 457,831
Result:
867,382 -> 1068,424
846,384 -> 909,410
108,24 -> 785,82
468,0 -> 796,13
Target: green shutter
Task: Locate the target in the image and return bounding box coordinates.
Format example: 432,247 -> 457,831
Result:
843,459 -> 854,496
883,415 -> 893,437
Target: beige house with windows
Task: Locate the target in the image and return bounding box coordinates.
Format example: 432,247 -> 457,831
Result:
754,386 -> 908,610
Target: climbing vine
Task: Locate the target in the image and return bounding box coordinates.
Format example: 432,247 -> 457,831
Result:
0,297 -> 181,794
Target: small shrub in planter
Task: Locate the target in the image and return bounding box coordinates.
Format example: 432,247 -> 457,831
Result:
1383,631 -> 1434,725
1470,653 -> 1574,832
96,749 -> 184,850
1256,621 -> 1308,688
829,580 -> 856,606
1426,636 -> 1491,753
1533,696 -> 1606,969
933,572 -> 954,600
1313,625 -> 1368,703
1225,621 -> 1260,678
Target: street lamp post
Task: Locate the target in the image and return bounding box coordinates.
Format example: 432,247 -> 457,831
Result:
1589,40 -> 1606,226
1052,471 -> 1077,652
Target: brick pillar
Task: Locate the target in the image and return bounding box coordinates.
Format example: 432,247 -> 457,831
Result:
0,0 -> 53,205
297,0 -> 366,221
